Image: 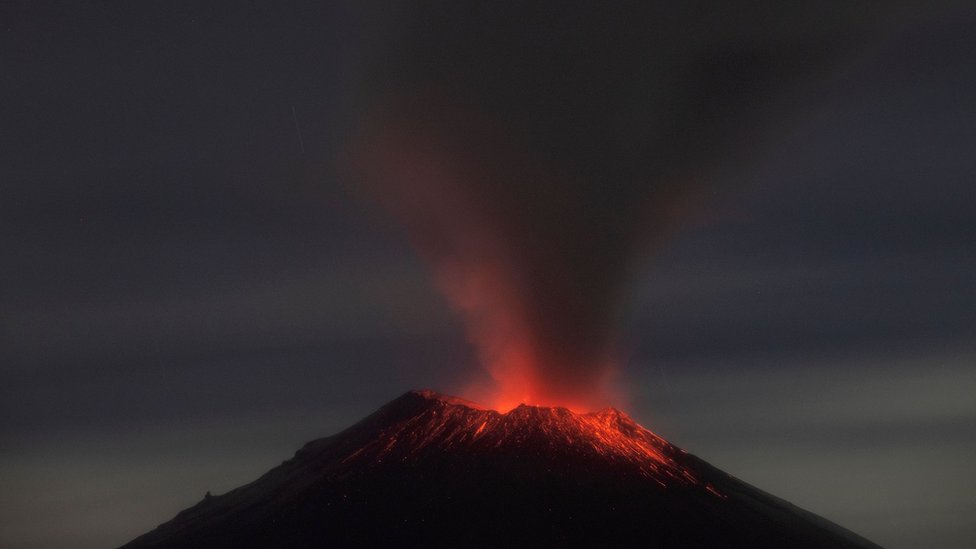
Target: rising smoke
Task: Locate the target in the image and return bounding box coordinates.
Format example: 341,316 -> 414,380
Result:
346,3 -> 882,409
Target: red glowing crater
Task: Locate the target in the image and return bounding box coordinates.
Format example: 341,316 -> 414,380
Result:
459,358 -> 622,414
347,390 -> 705,490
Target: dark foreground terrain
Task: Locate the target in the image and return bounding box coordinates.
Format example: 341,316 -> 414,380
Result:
123,390 -> 880,548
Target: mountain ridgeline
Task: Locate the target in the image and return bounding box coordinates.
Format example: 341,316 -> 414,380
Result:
122,390 -> 880,548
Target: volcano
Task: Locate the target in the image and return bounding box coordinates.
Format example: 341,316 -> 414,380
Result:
122,390 -> 879,548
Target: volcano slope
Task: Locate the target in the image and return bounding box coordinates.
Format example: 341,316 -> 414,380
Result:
122,390 -> 879,548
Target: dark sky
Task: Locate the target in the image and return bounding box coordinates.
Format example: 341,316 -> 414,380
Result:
2,2 -> 975,548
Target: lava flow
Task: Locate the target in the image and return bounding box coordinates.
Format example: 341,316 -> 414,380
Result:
342,390 -> 701,489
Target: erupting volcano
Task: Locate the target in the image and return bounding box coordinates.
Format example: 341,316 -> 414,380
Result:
123,390 -> 879,548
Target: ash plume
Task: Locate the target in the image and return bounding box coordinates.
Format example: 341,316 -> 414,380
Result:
347,3 -> 883,408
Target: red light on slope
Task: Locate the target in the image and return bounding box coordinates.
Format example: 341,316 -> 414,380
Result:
355,391 -> 718,495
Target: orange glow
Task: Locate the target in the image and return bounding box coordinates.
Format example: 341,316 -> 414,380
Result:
458,357 -> 616,414
347,390 -> 723,498
354,106 -> 626,413
432,250 -> 618,412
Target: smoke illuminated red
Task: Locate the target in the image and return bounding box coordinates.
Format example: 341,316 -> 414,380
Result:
352,103 -> 638,411
342,1 -> 867,417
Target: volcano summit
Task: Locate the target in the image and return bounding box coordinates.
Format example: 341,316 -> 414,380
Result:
122,390 -> 879,548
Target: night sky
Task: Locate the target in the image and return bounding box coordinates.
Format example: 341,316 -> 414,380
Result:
2,3 -> 975,548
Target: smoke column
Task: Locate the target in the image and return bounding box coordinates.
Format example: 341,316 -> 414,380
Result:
346,3 -> 881,409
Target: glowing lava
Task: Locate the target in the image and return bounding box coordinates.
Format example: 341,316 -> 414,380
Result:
344,390 -> 705,489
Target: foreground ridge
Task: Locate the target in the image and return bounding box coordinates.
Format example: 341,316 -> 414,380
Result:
122,389 -> 880,549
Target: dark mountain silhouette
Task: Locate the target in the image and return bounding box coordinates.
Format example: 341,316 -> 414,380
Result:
122,390 -> 880,548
